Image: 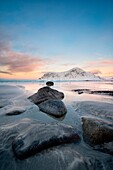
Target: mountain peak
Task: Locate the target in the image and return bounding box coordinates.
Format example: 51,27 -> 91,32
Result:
66,67 -> 85,73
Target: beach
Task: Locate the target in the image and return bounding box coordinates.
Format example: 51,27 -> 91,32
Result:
0,81 -> 113,170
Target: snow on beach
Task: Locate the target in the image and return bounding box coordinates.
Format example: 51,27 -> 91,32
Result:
0,81 -> 113,170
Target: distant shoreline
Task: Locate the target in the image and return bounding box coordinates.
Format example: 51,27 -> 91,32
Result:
0,79 -> 112,83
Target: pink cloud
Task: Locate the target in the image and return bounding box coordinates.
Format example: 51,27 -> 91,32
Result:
0,41 -> 45,73
104,72 -> 113,75
89,69 -> 101,75
84,59 -> 113,68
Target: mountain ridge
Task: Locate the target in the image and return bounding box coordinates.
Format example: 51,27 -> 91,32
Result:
39,67 -> 102,81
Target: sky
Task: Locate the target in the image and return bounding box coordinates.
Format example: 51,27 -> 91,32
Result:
0,0 -> 113,79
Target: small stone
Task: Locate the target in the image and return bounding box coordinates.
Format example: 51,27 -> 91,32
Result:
46,81 -> 54,86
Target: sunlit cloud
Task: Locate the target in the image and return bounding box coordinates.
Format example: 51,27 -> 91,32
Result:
83,59 -> 113,77
0,29 -> 58,79
84,59 -> 113,68
0,41 -> 45,73
104,72 -> 113,76
0,70 -> 12,75
89,69 -> 102,75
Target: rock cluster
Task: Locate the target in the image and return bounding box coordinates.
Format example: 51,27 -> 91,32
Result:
28,82 -> 67,117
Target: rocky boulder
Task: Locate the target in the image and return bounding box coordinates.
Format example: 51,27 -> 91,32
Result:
38,99 -> 67,117
28,86 -> 64,104
82,117 -> 113,145
12,122 -> 80,160
82,116 -> 113,155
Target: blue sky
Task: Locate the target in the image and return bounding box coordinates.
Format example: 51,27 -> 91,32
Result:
0,0 -> 113,79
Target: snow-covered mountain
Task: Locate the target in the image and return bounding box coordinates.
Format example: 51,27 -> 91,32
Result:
39,67 -> 102,81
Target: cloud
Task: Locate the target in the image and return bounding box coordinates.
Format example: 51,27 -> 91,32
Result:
104,72 -> 113,75
0,41 -> 10,51
0,41 -> 45,73
89,69 -> 101,75
0,70 -> 12,75
84,59 -> 113,68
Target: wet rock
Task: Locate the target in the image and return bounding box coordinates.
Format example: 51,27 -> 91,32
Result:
0,118 -> 106,170
78,91 -> 84,94
28,86 -> 64,104
0,118 -> 113,169
73,89 -> 90,92
46,81 -> 54,86
38,99 -> 67,117
4,106 -> 26,116
94,141 -> 113,156
82,117 -> 113,155
82,117 -> 113,145
12,123 -> 80,160
72,89 -> 113,96
6,109 -> 26,116
28,86 -> 67,118
0,118 -> 35,151
72,89 -> 90,94
29,146 -> 113,170
90,90 -> 113,96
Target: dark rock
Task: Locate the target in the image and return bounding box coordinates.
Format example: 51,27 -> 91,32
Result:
28,86 -> 64,104
90,90 -> 113,96
78,91 -> 84,94
46,81 -> 54,86
0,120 -> 107,170
72,89 -> 90,93
82,117 -> 113,155
82,117 -> 113,145
6,109 -> 25,116
38,99 -> 67,117
4,107 -> 26,116
94,142 -> 113,156
72,89 -> 113,96
12,123 -> 80,160
72,89 -> 90,94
